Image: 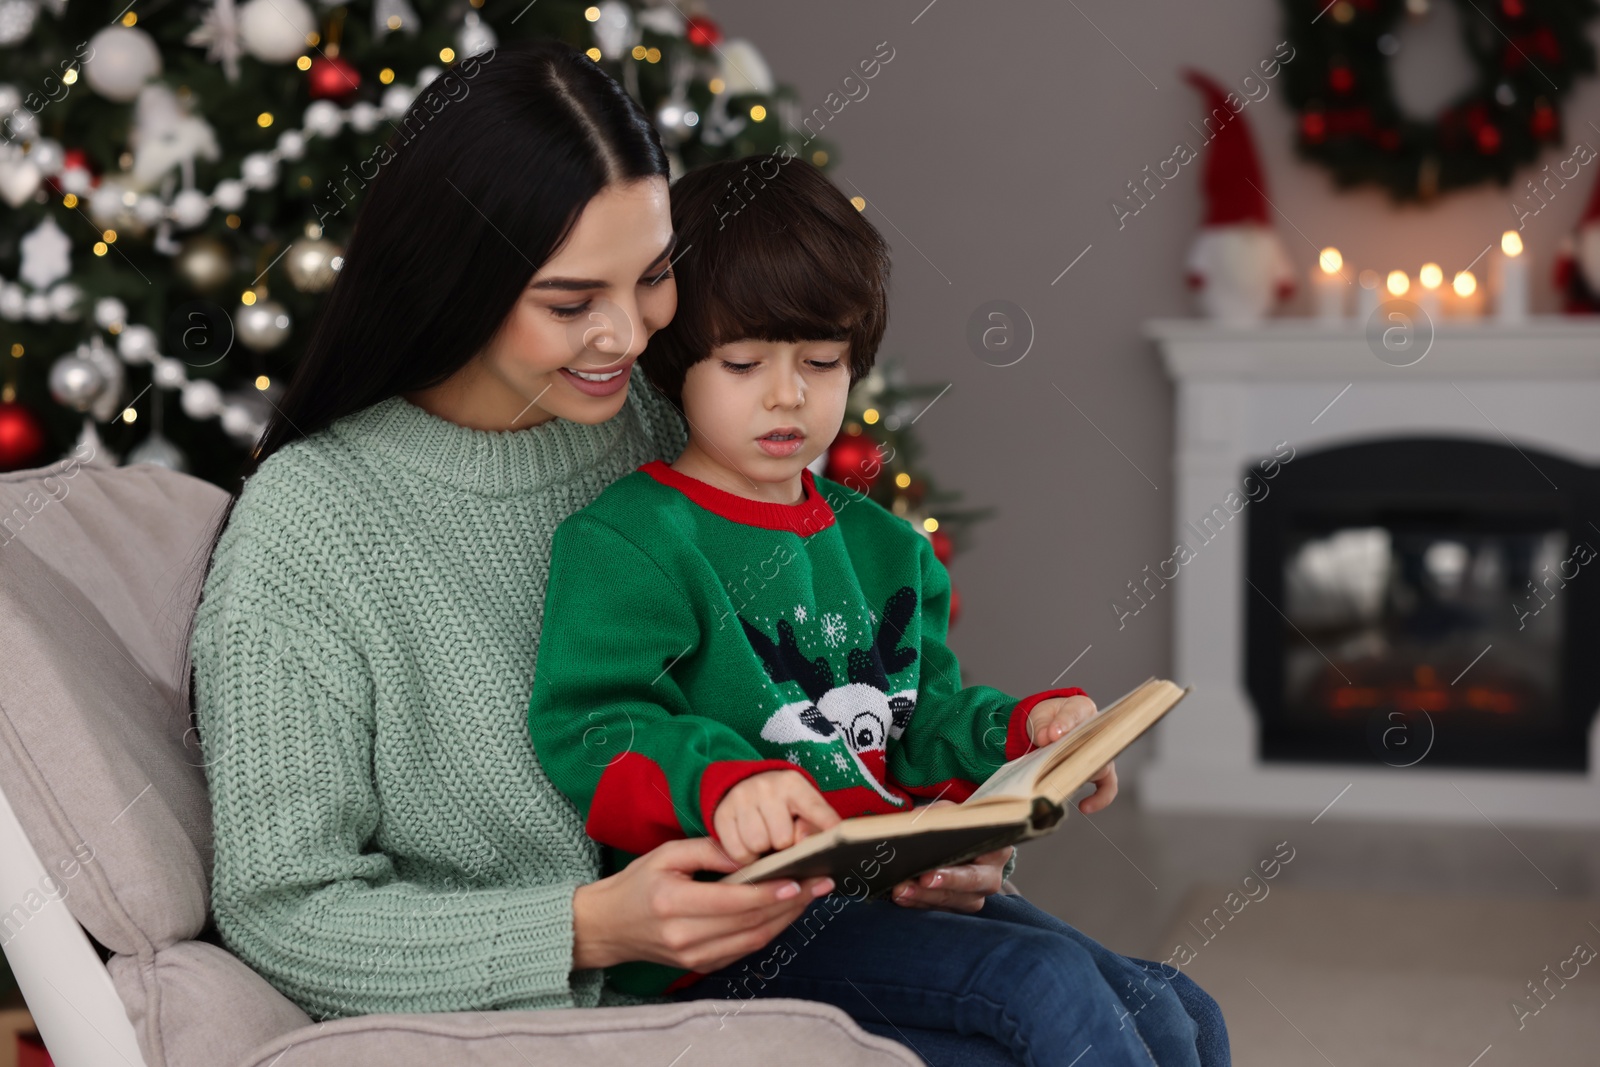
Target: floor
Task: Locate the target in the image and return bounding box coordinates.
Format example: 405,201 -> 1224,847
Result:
1010,785 -> 1600,1065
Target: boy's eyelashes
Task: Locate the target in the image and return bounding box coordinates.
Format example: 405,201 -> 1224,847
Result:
717,357 -> 843,372
547,268 -> 676,318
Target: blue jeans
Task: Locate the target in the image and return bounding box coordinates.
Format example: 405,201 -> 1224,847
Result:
670,890 -> 1229,1067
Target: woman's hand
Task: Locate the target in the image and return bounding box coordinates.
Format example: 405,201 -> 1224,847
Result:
888,799 -> 1012,913
571,837 -> 834,973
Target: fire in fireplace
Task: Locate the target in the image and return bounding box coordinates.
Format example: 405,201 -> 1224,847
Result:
1245,437 -> 1600,771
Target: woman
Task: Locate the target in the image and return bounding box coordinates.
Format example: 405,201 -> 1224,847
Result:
185,39 -> 1226,1066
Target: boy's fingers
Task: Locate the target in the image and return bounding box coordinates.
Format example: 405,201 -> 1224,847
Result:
794,786 -> 841,831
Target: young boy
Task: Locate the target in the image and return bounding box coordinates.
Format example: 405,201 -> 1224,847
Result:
527,155 -> 1210,1066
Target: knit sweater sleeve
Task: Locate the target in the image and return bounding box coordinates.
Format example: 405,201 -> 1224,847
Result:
192,492 -> 587,1019
528,514 -> 810,855
887,532 -> 1086,806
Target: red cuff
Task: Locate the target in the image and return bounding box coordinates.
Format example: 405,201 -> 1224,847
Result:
1005,687 -> 1089,762
698,759 -> 823,842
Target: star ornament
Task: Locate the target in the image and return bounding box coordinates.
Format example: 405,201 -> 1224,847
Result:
20,216 -> 71,290
187,0 -> 243,83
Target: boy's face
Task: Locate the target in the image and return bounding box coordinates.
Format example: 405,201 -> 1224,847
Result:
678,338 -> 852,485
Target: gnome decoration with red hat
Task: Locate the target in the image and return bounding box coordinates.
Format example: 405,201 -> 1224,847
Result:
1553,166 -> 1600,313
1183,69 -> 1295,325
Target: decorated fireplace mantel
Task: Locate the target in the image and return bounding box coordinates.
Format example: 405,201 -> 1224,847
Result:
1139,315 -> 1600,827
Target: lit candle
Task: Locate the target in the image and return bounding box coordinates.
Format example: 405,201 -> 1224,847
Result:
1312,247 -> 1346,324
1495,230 -> 1528,322
1357,268 -> 1382,321
1451,269 -> 1482,319
1386,269 -> 1411,298
1417,261 -> 1443,320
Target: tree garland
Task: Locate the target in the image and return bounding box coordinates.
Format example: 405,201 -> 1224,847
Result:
1280,0 -> 1599,202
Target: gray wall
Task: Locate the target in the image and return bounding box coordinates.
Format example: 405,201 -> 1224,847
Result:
712,0 -> 1600,731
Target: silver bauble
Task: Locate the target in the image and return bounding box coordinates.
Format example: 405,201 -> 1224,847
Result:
48,354 -> 105,411
238,0 -> 314,63
124,430 -> 188,472
117,324 -> 161,365
94,296 -> 127,331
236,298 -> 291,352
81,338 -> 126,422
285,237 -> 340,293
176,235 -> 233,291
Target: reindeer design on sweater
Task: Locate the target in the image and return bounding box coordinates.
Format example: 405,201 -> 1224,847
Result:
739,586 -> 921,805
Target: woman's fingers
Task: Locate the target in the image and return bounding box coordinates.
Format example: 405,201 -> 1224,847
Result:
1078,760 -> 1119,814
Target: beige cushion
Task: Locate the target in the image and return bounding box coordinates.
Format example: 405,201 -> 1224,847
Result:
0,458 -> 930,1067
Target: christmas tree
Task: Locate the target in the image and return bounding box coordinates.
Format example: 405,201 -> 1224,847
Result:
0,1 -> 987,607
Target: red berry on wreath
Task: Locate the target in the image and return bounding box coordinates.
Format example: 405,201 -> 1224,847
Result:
309,56 -> 361,102
1531,102 -> 1558,139
1377,128 -> 1401,151
1503,0 -> 1525,17
1329,66 -> 1355,93
685,16 -> 722,48
823,432 -> 883,490
1476,124 -> 1502,153
1300,112 -> 1327,144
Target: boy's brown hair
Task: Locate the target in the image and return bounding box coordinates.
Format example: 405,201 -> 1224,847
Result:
641,151 -> 891,410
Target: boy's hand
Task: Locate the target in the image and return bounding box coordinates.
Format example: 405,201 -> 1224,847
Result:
1025,693 -> 1118,814
711,769 -> 841,866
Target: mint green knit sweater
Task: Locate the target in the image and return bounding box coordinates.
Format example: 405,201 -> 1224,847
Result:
189,365 -> 689,1020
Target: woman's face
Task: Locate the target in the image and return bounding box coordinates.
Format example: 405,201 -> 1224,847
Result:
434,176 -> 678,429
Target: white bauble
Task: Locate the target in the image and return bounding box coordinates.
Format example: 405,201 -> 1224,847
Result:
24,292 -> 50,321
28,138 -> 63,175
84,26 -> 162,103
238,0 -> 313,63
240,152 -> 278,190
0,84 -> 19,115
151,355 -> 187,388
48,355 -> 104,411
220,401 -> 255,440
303,100 -> 344,138
133,193 -> 164,226
87,181 -> 130,228
58,165 -> 92,196
0,153 -> 40,208
0,282 -> 28,320
4,106 -> 36,141
0,0 -> 39,46
48,282 -> 82,320
94,296 -> 127,331
415,65 -> 442,87
171,188 -> 211,228
237,299 -> 291,351
275,129 -> 306,160
117,324 -> 161,365
212,178 -> 246,212
179,378 -> 223,419
348,102 -> 382,134
381,85 -> 415,119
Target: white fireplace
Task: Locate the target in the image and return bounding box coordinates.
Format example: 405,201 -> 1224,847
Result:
1139,316 -> 1600,826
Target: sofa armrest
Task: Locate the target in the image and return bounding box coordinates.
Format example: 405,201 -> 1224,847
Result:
237,1000 -> 923,1067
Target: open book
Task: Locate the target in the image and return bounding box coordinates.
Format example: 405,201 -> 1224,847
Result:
719,678 -> 1190,896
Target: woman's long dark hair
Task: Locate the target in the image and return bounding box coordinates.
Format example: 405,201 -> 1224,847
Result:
180,39 -> 670,733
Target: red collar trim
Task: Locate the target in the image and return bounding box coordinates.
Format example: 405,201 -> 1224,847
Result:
640,460 -> 836,535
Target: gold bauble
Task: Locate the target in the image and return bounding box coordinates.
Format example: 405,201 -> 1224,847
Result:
285,236 -> 342,293
176,235 -> 234,292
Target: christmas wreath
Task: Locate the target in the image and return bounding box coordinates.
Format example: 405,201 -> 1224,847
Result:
1280,0 -> 1599,202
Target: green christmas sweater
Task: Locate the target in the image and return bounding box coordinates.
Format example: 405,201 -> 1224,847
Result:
526,460 -> 1084,997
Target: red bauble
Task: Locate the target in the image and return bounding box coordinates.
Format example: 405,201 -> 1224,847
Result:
948,584 -> 961,627
930,529 -> 953,565
1531,104 -> 1558,139
823,433 -> 883,490
308,56 -> 361,102
685,15 -> 723,48
0,401 -> 50,472
1328,66 -> 1354,94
